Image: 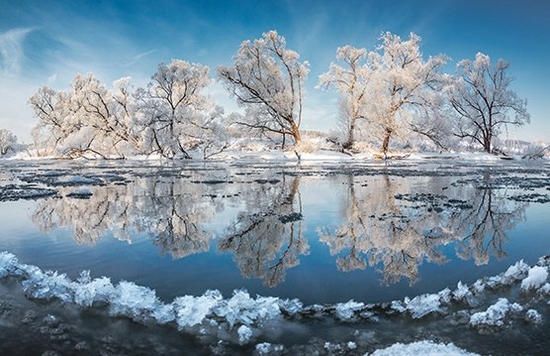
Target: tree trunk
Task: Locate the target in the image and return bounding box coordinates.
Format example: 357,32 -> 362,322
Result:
290,121 -> 301,144
343,119 -> 356,150
381,127 -> 392,158
483,131 -> 492,153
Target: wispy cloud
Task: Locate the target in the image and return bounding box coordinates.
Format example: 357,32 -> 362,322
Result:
126,49 -> 157,67
0,28 -> 34,76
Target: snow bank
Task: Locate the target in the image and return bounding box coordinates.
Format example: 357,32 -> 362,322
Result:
367,340 -> 480,356
0,251 -> 296,345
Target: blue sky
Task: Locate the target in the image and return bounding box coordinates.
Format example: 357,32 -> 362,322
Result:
1,0 -> 549,143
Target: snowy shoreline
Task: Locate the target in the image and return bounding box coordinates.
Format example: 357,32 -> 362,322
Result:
1,250 -> 548,354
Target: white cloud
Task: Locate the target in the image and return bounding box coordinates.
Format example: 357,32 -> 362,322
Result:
0,28 -> 34,76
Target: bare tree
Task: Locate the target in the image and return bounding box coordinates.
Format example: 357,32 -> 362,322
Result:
218,30 -> 309,146
447,53 -> 530,153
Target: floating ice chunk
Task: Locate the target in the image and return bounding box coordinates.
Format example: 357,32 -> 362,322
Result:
173,289 -> 222,328
390,300 -> 407,313
255,342 -> 284,355
214,290 -> 281,328
503,260 -> 530,280
237,324 -> 253,344
525,309 -> 543,324
278,298 -> 303,316
405,289 -> 450,318
472,279 -> 485,293
0,251 -> 18,277
324,342 -> 343,352
453,281 -> 469,299
110,281 -> 173,323
539,283 -> 550,295
347,341 -> 357,350
520,266 -> 548,290
368,340 -> 480,356
335,300 -> 364,320
72,274 -> 114,307
470,298 -> 523,326
22,269 -> 73,302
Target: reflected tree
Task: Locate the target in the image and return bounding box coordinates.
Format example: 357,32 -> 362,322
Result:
218,175 -> 309,287
319,174 -> 450,285
133,175 -> 218,259
446,171 -> 528,265
32,185 -> 133,245
31,169 -> 224,259
319,172 -> 529,285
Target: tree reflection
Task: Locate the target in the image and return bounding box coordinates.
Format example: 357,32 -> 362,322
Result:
319,171 -> 528,285
31,169 -> 224,259
32,185 -> 133,245
28,165 -> 529,289
218,175 -> 309,287
447,171 -> 527,265
319,173 -> 450,285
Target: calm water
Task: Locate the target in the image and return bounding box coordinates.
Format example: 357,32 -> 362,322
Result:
1,158 -> 549,354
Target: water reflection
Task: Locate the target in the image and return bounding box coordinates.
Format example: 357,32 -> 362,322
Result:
218,175 -> 309,287
26,165 -> 529,288
318,170 -> 528,285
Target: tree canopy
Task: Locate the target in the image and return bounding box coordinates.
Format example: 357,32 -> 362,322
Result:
23,30 -> 530,159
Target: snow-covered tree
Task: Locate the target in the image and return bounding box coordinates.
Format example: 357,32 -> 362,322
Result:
319,33 -> 447,156
447,53 -> 530,153
135,59 -> 225,159
218,30 -> 309,146
69,74 -> 139,157
318,46 -> 371,149
29,74 -> 138,158
367,32 -> 447,156
0,128 -> 17,155
29,86 -> 73,156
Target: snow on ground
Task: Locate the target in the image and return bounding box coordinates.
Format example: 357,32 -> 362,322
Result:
5,143 -> 548,162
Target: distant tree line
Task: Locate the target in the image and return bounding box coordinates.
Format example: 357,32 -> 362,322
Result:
20,30 -> 529,159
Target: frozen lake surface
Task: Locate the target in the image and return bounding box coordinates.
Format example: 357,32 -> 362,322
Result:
1,158 -> 549,355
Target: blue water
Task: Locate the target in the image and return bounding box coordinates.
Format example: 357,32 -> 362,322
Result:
1,159 -> 549,306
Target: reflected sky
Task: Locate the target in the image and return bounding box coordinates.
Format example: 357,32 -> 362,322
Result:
1,159 -> 549,304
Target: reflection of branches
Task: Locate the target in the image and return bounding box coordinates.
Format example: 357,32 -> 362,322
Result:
137,179 -> 214,259
449,173 -> 527,265
33,186 -> 132,245
320,171 -> 529,286
218,176 -> 309,287
31,171 -> 220,259
319,174 -> 449,285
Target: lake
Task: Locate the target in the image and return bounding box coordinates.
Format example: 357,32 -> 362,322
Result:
1,157 -> 549,355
